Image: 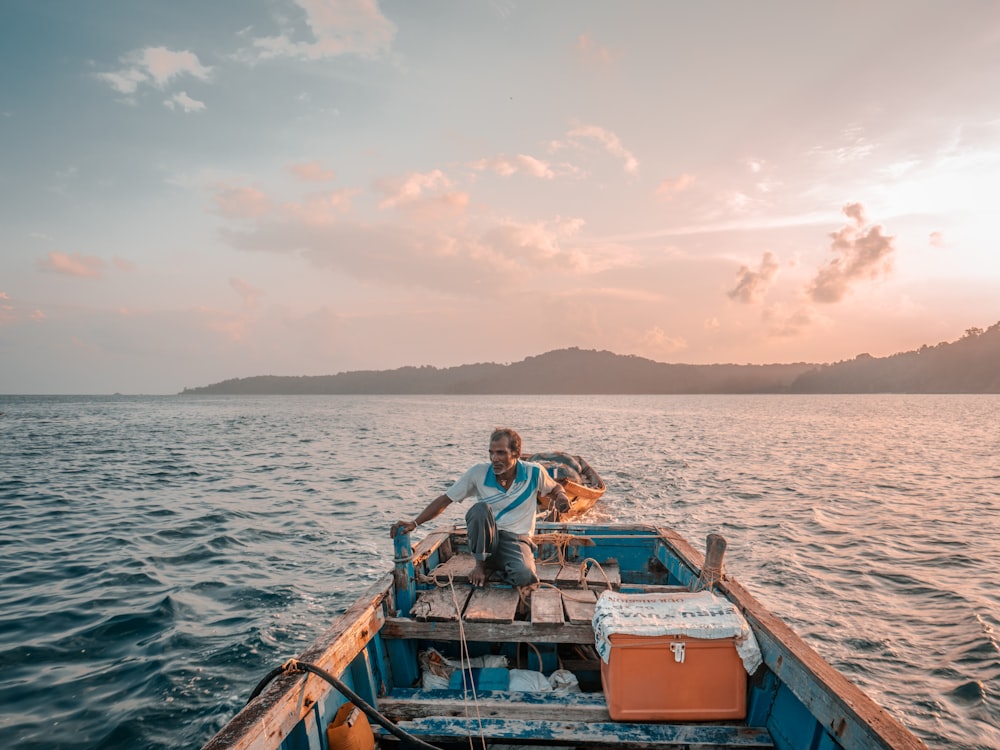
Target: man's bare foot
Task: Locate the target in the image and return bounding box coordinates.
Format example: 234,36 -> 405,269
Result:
469,561 -> 489,587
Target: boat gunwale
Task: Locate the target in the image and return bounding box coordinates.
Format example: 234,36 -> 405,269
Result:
652,526 -> 927,750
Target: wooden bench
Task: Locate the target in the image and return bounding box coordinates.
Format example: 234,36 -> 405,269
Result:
374,701 -> 774,748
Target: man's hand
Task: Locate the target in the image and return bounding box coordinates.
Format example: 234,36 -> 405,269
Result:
390,519 -> 417,538
469,560 -> 490,587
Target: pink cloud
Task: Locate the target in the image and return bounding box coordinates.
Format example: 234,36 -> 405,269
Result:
656,173 -> 695,199
470,154 -> 554,179
808,202 -> 896,304
113,257 -> 135,272
38,251 -> 104,278
728,251 -> 779,304
283,190 -> 357,224
563,124 -> 639,174
289,161 -> 336,182
375,169 -> 456,209
764,304 -> 816,337
230,277 -> 263,308
212,186 -> 273,218
576,33 -> 616,68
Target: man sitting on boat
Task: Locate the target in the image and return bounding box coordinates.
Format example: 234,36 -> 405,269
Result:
390,427 -> 571,588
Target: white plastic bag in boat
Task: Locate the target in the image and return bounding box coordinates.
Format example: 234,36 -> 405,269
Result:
547,668 -> 580,692
421,671 -> 450,689
592,590 -> 762,674
508,669 -> 551,692
419,647 -> 508,689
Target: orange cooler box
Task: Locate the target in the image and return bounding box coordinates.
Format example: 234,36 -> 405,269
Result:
601,632 -> 747,721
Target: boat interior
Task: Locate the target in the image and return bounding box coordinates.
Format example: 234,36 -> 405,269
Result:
373,526 -> 776,749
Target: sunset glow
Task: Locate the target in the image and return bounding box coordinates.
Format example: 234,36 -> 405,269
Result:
2,1 -> 999,393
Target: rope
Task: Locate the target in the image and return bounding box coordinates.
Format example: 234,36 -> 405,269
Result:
445,573 -> 487,750
246,659 -> 442,750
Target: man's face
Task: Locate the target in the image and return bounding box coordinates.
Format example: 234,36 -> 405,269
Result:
489,437 -> 518,477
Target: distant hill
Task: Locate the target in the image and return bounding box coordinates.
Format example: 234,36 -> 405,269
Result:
181,321 -> 1000,395
788,322 -> 1000,393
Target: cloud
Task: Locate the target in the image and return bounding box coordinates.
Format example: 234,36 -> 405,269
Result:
98,47 -> 212,96
807,202 -> 896,303
576,33 -> 616,69
728,251 -> 779,304
212,186 -> 274,218
230,277 -> 263,308
164,91 -> 206,113
655,173 -> 695,199
556,124 -> 639,174
249,0 -> 396,61
38,251 -> 104,278
929,231 -> 947,248
470,154 -> 554,179
638,326 -> 688,354
283,189 -> 358,224
763,304 -> 817,338
375,169 -> 468,219
113,257 -> 135,272
289,162 -> 336,182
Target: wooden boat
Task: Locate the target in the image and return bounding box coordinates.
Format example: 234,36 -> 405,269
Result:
202,522 -> 927,750
527,452 -> 606,520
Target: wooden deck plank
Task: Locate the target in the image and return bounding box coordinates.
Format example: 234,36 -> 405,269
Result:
536,561 -> 562,584
587,560 -> 621,590
376,717 -> 774,747
530,588 -> 565,624
431,554 -> 478,584
380,688 -> 610,722
463,587 -> 521,623
556,562 -> 587,587
382,617 -> 594,644
410,586 -> 471,622
561,588 -> 597,624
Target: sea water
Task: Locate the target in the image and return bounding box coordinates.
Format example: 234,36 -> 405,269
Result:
0,394 -> 997,749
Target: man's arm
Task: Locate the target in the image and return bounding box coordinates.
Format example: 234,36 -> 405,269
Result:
544,483 -> 572,520
390,493 -> 453,537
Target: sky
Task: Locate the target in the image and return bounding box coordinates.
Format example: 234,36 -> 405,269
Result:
2,1 -> 1000,394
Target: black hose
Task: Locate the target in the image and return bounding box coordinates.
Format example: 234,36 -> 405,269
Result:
247,659 -> 443,750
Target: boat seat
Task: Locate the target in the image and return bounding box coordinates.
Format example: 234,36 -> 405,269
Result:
377,690 -> 774,747
376,714 -> 772,748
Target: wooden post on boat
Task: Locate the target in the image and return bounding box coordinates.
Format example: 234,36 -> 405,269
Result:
694,533 -> 727,591
392,528 -> 416,617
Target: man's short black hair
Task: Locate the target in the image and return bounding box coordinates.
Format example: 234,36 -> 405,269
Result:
490,427 -> 521,456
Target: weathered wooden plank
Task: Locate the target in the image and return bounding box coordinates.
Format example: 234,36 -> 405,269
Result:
410,586 -> 471,622
382,617 -> 594,644
536,561 -> 562,584
556,562 -> 587,587
379,688 -> 610,722
530,588 -> 564,624
561,588 -> 597,624
463,587 -> 520,623
431,553 -> 478,583
376,717 -> 774,748
587,560 -> 620,589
